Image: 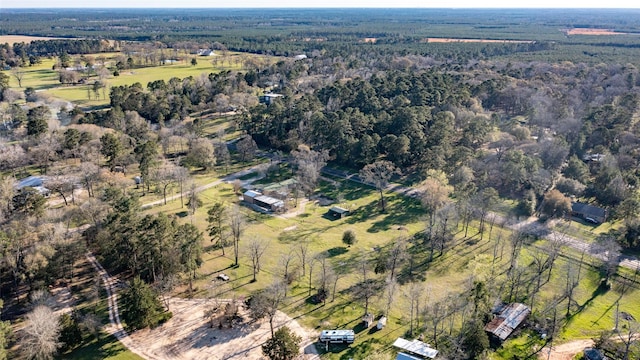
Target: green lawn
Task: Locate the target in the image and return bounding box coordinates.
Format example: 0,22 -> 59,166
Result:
3,51 -> 276,107
60,333 -> 143,360
138,169 -> 640,359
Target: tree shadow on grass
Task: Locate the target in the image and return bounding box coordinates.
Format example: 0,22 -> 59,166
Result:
327,247 -> 348,257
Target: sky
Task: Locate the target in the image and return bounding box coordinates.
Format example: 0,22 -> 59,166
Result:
3,0 -> 640,8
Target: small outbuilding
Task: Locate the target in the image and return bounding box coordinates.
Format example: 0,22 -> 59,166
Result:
242,190 -> 284,212
377,316 -> 387,330
583,348 -> 606,360
393,338 -> 438,359
571,202 -> 607,224
484,303 -> 531,342
243,190 -> 262,203
258,93 -> 283,105
363,313 -> 374,328
328,206 -> 350,219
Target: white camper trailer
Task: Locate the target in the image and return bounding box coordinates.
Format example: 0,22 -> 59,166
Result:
319,329 -> 355,344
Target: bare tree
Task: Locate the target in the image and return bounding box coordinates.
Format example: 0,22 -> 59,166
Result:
359,160 -> 398,213
248,281 -> 286,337
296,240 -> 310,275
236,135 -> 258,163
421,174 -> 452,259
278,249 -> 297,295
11,67 -> 25,88
387,237 -> 407,280
405,282 -> 423,336
247,237 -> 268,282
229,205 -> 245,266
79,162 -> 100,198
292,144 -> 329,196
20,305 -> 61,360
383,276 -> 398,317
616,317 -> 640,360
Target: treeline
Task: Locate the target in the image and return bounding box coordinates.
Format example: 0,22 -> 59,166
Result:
0,39 -> 113,68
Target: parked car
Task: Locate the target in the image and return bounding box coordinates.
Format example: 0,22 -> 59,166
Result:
217,273 -> 230,281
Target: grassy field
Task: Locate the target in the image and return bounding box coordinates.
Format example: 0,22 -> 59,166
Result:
138,163 -> 640,359
2,51 -> 274,107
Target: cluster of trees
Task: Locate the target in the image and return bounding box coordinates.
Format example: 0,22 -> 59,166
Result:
0,39 -> 113,69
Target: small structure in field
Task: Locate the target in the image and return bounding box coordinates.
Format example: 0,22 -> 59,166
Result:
393,337 -> 438,359
258,93 -> 283,105
197,49 -> 215,56
328,206 -> 350,220
377,316 -> 387,330
16,176 -> 50,196
242,190 -> 284,212
363,313 -> 374,327
571,202 -> 607,224
484,303 -> 530,342
583,348 -> 606,360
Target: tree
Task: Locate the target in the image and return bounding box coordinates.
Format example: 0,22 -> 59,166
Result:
292,144 -> 329,196
359,160 -> 398,212
120,276 -> 165,330
460,319 -> 489,359
19,305 -> 60,360
186,184 -> 202,223
247,237 -> 268,282
58,313 -> 82,352
420,172 -> 452,260
249,281 -> 286,336
540,189 -> 572,220
229,205 -> 245,266
262,326 -> 301,360
135,140 -> 159,193
26,105 -> 49,138
236,135 -> 258,162
12,187 -> 46,218
214,141 -> 231,173
11,67 -> 25,88
342,229 -> 357,247
177,223 -> 203,293
0,301 -> 12,360
191,58 -> 197,66
207,202 -> 228,255
100,133 -> 123,170
182,138 -> 215,170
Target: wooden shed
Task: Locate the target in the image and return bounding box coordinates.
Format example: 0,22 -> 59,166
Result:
328,206 -> 350,219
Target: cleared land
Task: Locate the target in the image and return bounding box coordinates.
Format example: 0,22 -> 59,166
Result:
127,298 -> 317,360
426,37 -> 534,43
0,35 -> 68,45
564,28 -> 627,35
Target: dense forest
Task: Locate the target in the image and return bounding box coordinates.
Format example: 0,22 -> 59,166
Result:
1,8 -> 640,360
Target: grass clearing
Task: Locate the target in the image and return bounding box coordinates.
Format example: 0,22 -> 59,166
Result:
133,162 -> 640,359
3,51 -> 277,107
60,333 -> 144,360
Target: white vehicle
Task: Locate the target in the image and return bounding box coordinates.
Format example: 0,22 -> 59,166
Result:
319,329 -> 355,344
217,273 -> 230,281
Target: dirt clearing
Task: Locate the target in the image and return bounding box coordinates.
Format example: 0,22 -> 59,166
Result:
426,38 -> 534,43
564,28 -> 626,35
127,298 -> 319,360
0,35 -> 68,45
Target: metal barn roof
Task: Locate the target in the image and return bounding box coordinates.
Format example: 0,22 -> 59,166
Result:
393,338 -> 438,359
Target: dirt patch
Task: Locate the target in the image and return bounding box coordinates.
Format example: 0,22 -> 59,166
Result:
539,339 -> 593,360
564,28 -> 626,35
127,298 -> 319,360
0,35 -> 69,45
426,38 -> 534,43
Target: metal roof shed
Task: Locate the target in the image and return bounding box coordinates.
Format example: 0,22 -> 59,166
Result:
393,338 -> 438,359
